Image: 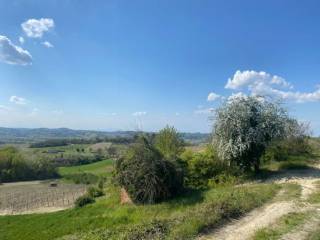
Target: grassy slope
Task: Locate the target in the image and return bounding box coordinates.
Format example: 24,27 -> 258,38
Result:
58,159 -> 114,176
0,184 -> 279,240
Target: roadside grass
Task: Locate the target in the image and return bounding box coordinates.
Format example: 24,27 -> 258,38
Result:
0,183 -> 280,240
307,181 -> 320,204
273,183 -> 301,202
252,212 -> 309,240
308,226 -> 320,240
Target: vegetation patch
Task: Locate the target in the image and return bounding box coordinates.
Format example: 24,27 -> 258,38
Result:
307,181 -> 320,204
0,183 -> 279,240
252,212 -> 309,240
62,172 -> 99,184
58,159 -> 113,176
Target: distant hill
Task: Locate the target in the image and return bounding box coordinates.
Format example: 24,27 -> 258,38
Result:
0,127 -> 135,143
0,127 -> 210,144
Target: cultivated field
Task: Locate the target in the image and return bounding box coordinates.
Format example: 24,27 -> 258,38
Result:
0,181 -> 87,215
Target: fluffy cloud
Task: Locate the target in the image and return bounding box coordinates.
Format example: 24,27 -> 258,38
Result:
0,35 -> 32,65
42,41 -> 54,48
226,70 -> 320,103
10,96 -> 27,105
133,111 -> 147,116
21,18 -> 54,38
207,92 -> 221,101
225,70 -> 292,90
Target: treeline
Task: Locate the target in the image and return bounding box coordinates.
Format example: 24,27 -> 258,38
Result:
29,136 -> 134,148
0,147 -> 58,183
48,153 -> 104,167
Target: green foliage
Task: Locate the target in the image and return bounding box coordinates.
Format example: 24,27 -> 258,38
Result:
262,137 -> 311,164
213,96 -> 290,172
208,173 -> 238,188
0,147 -> 58,182
115,136 -> 183,204
182,146 -> 224,189
63,173 -> 99,184
87,186 -> 104,198
154,125 -> 185,160
74,194 -> 95,208
50,153 -> 104,167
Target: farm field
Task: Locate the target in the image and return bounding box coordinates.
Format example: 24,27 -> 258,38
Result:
0,181 -> 87,215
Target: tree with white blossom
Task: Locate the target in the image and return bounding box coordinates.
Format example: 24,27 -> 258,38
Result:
213,95 -> 290,172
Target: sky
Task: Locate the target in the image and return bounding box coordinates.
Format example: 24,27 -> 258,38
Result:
0,0 -> 320,134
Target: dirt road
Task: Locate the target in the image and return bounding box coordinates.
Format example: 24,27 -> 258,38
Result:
199,165 -> 320,240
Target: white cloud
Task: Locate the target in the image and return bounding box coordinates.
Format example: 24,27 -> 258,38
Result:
9,96 -> 27,105
225,70 -> 292,90
0,35 -> 32,65
207,92 -> 221,101
133,111 -> 147,116
19,36 -> 24,44
225,70 -> 320,103
42,41 -> 54,48
175,112 -> 180,116
111,112 -> 117,116
194,107 -> 214,115
21,18 -> 54,38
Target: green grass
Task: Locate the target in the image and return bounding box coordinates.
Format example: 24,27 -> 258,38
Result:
307,181 -> 320,204
252,212 -> 309,240
273,183 -> 301,201
59,159 -> 114,176
0,183 -> 279,240
308,227 -> 320,240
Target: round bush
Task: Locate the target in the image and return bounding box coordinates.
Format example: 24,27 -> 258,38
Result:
75,194 -> 95,207
115,136 -> 183,204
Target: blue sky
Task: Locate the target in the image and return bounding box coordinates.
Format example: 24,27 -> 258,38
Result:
0,0 -> 320,134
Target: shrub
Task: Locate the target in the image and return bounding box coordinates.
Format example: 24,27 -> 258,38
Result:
154,125 -> 185,160
87,186 -> 104,198
182,146 -> 225,189
115,136 -> 183,204
208,173 -> 238,188
75,194 -> 95,208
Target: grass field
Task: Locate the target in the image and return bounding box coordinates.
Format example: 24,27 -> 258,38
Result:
58,159 -> 114,176
0,183 -> 279,240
